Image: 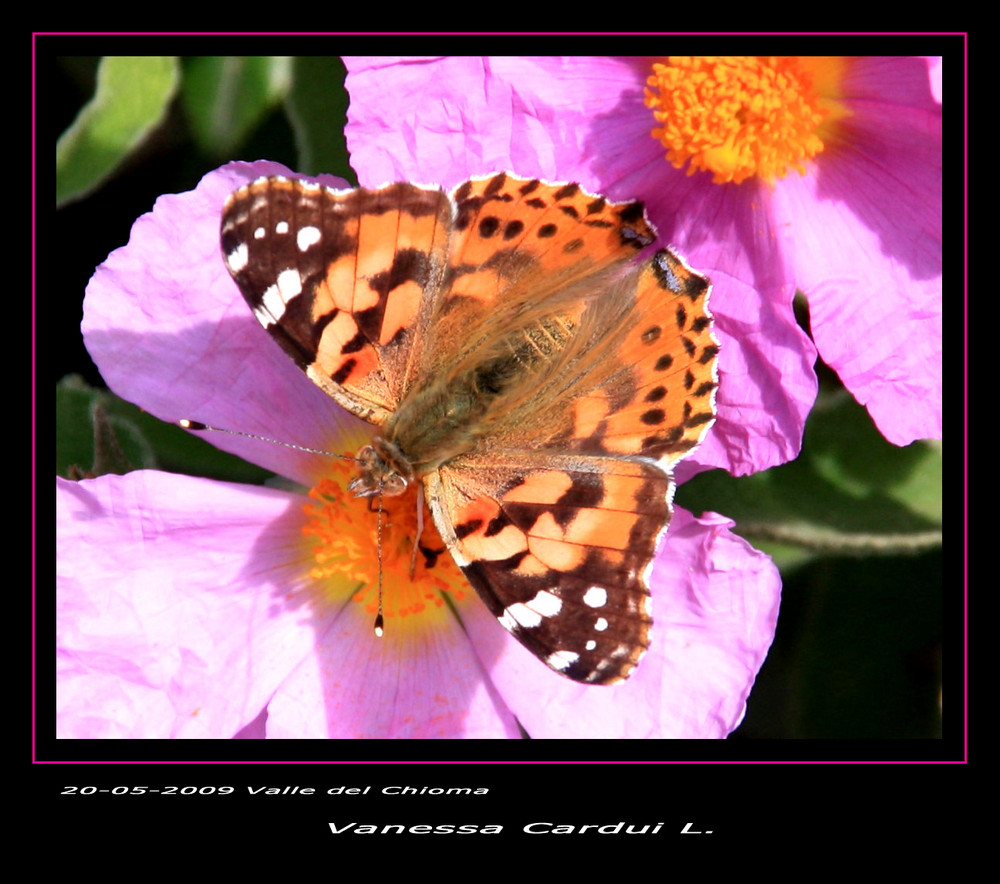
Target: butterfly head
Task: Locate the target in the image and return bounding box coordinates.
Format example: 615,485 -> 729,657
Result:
347,439 -> 415,499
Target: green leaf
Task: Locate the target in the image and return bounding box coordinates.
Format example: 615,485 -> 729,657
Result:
181,56 -> 292,156
677,385 -> 942,568
286,57 -> 353,181
56,56 -> 179,207
56,376 -> 272,485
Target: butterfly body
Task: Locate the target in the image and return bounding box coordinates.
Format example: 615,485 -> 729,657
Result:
220,172 -> 718,684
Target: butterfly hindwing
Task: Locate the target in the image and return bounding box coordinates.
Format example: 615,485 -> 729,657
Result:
426,452 -> 667,684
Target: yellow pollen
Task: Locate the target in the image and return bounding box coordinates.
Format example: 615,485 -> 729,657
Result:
301,460 -> 466,631
644,56 -> 850,185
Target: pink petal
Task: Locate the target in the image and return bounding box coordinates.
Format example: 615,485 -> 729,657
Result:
57,471 -> 321,738
840,56 -> 944,109
266,597 -> 521,738
345,56 -> 660,193
926,56 -> 943,104
775,61 -> 942,445
82,162 -> 371,487
57,471 -> 524,739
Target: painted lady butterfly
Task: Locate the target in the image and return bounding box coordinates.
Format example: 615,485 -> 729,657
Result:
219,172 -> 718,685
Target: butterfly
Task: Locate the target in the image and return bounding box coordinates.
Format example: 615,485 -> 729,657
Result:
218,172 -> 718,685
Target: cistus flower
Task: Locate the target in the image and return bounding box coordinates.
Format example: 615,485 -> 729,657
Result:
59,162 -> 782,739
344,55 -> 942,447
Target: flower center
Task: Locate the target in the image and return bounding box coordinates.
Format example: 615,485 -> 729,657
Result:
644,56 -> 849,185
302,460 -> 466,631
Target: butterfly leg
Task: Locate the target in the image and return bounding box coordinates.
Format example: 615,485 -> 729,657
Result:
410,483 -> 425,580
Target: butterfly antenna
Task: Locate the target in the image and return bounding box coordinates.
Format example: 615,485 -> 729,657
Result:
373,481 -> 385,638
178,419 -> 357,461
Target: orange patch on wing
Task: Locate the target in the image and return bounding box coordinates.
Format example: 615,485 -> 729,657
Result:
561,508 -> 639,549
396,198 -> 446,253
594,427 -> 642,455
502,470 -> 575,505
314,311 -> 376,381
572,390 -> 611,438
449,268 -> 503,303
355,210 -> 402,283
323,255 -> 360,313
452,497 -> 501,526
381,280 -> 422,344
600,472 -> 657,511
460,523 -> 528,562
526,536 -> 587,571
524,507 -> 639,552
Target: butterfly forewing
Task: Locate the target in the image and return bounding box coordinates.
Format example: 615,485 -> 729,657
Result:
221,177 -> 452,424
563,248 -> 718,466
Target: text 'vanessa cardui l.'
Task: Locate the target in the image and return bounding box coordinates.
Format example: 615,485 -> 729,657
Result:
219,172 -> 718,685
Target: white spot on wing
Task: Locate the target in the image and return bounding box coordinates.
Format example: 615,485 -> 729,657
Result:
499,590 -> 562,633
260,284 -> 286,323
529,590 -> 562,617
594,617 -> 608,632
297,225 -> 321,251
225,243 -> 248,273
276,268 -> 302,301
275,220 -> 289,235
502,602 -> 541,630
253,304 -> 275,328
546,650 -> 579,671
583,587 -> 607,608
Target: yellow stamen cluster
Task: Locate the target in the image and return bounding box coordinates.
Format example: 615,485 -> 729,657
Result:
645,56 -> 848,185
301,460 -> 466,630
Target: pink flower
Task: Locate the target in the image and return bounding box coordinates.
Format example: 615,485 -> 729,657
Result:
345,55 -> 941,447
59,162 -> 781,739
